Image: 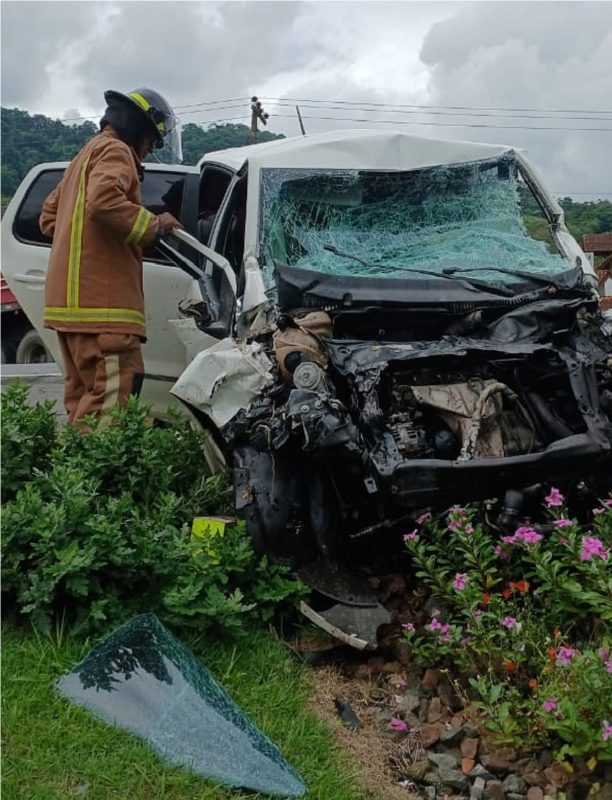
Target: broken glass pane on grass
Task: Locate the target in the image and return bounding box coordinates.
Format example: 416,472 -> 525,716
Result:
57,614 -> 307,798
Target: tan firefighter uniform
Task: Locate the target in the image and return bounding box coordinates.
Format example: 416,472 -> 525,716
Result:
40,126 -> 160,425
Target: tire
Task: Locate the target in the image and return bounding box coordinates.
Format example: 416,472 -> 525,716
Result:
15,329 -> 53,364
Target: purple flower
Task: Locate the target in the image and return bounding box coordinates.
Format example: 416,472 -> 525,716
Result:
603,720 -> 612,742
545,487 -> 565,507
557,646 -> 577,665
464,524 -> 474,534
389,717 -> 408,731
428,617 -> 443,632
580,536 -> 609,562
453,573 -> 469,591
416,512 -> 432,525
459,637 -> 472,649
402,622 -> 415,633
598,648 -> 612,674
542,698 -> 558,712
448,519 -> 463,532
440,634 -> 452,643
552,518 -> 572,528
604,499 -> 612,507
403,529 -> 418,542
502,616 -> 518,629
473,609 -> 483,617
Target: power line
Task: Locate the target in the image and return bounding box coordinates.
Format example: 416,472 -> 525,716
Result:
262,96 -> 612,116
270,112 -> 612,133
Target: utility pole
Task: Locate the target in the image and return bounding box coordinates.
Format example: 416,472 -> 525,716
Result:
250,96 -> 269,144
295,105 -> 306,136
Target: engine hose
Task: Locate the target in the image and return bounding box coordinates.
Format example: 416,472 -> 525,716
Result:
458,382 -> 517,461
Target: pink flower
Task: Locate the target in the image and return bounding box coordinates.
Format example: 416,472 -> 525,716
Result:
459,637 -> 472,649
402,622 -> 415,633
389,717 -> 408,731
440,634 -> 452,643
545,487 -> 565,507
593,508 -> 605,516
542,698 -> 558,712
453,573 -> 469,591
515,527 -> 543,544
557,646 -> 577,665
473,609 -> 483,617
448,519 -> 463,532
580,536 -> 609,562
403,529 -> 418,542
603,720 -> 612,742
552,518 -> 572,528
502,616 -> 518,629
598,648 -> 612,674
428,617 -> 443,631
416,512 -> 432,525
464,524 -> 474,534
604,499 -> 612,508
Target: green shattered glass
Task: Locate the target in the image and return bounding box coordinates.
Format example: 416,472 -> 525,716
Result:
260,155 -> 566,288
57,614 -> 306,798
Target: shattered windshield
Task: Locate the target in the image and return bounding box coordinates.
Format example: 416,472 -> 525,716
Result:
260,155 -> 568,288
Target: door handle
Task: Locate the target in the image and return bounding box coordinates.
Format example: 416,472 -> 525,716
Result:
14,273 -> 46,284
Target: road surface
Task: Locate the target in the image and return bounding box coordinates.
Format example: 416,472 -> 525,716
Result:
1,362 -> 67,421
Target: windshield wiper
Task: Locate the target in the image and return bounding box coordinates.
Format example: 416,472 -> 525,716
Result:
323,245 -> 513,296
442,266 -> 562,288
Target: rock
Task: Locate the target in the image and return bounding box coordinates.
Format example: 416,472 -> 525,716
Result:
438,766 -> 469,791
503,775 -> 527,794
496,747 -> 519,762
527,788 -> 544,800
438,677 -> 463,711
425,787 -> 437,800
419,698 -> 431,722
451,714 -> 466,727
483,780 -> 505,800
481,754 -> 514,776
543,787 -> 558,799
428,696 -> 443,723
468,764 -> 496,781
471,777 -> 486,800
422,668 -> 441,691
524,773 -> 546,788
461,736 -> 479,759
539,751 -> 554,769
605,765 -> 612,783
404,761 -> 430,782
397,691 -> 421,714
381,660 -> 404,675
419,722 -> 445,748
462,758 -> 476,775
544,764 -> 569,789
440,726 -> 464,746
508,794 -> 528,800
428,753 -> 460,771
590,784 -> 612,800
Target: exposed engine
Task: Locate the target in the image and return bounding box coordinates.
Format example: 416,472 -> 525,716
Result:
223,304 -> 612,563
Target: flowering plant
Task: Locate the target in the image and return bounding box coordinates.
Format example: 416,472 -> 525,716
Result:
400,489 -> 612,761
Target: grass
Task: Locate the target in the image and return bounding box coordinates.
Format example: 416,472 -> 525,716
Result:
2,621 -> 371,800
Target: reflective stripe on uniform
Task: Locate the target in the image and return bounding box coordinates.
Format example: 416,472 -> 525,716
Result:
129,92 -> 151,111
67,156 -> 91,309
125,207 -> 154,245
44,306 -> 145,326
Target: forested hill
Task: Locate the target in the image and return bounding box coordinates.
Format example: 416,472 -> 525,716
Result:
1,106 -> 284,203
2,107 -> 611,244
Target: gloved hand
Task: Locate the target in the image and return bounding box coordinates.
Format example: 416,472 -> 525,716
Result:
156,212 -> 183,237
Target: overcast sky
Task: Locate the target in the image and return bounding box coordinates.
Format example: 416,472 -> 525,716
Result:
2,0 -> 611,198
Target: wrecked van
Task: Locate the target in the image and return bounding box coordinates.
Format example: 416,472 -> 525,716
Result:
165,130 -> 612,564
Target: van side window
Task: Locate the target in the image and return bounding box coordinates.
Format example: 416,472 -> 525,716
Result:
13,168 -> 187,263
198,165 -> 233,246
13,170 -> 63,245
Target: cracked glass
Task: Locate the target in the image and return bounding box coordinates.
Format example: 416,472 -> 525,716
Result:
57,614 -> 306,798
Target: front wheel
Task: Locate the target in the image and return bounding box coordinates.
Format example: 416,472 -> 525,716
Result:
15,330 -> 53,364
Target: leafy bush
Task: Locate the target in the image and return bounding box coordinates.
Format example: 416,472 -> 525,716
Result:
1,385 -> 306,635
400,495 -> 612,763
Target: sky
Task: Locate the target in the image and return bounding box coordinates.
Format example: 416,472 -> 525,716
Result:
2,0 -> 612,199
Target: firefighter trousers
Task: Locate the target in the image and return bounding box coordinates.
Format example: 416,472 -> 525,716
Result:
57,331 -> 144,426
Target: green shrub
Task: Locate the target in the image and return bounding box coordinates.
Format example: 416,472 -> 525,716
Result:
1,389 -> 306,636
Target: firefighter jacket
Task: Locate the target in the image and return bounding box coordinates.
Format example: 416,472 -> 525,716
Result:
40,126 -> 159,339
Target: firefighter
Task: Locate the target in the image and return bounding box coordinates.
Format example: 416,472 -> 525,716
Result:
39,87 -> 183,426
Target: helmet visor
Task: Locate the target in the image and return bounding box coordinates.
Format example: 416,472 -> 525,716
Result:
155,115 -> 182,164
